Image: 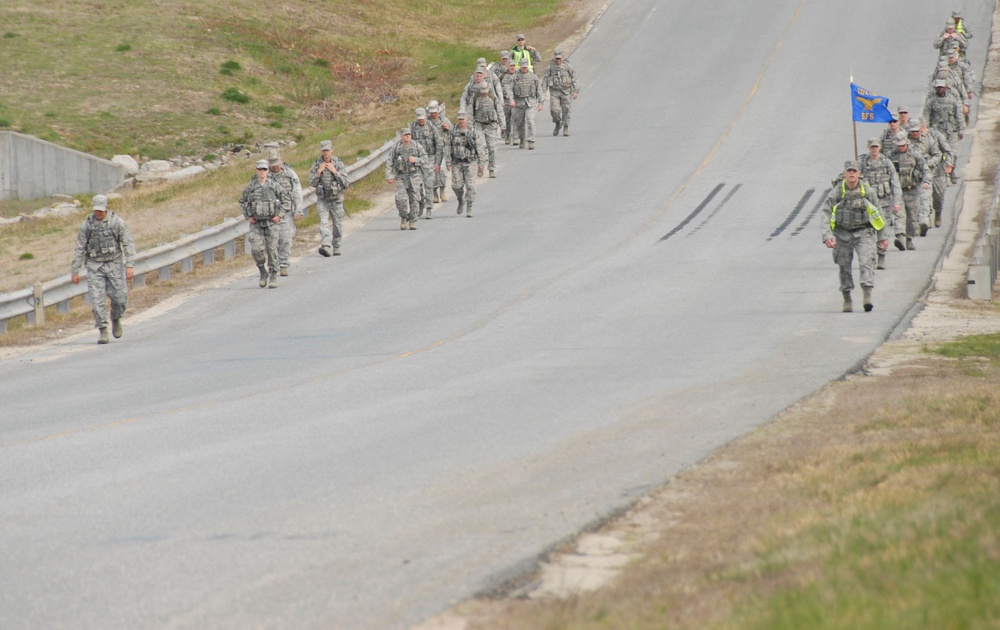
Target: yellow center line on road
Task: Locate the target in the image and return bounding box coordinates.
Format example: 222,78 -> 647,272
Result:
6,1 -> 807,448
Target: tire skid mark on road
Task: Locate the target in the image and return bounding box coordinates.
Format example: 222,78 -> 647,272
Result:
659,183 -> 725,241
769,188 -> 815,240
792,187 -> 832,237
690,183 -> 742,236
643,0 -> 807,246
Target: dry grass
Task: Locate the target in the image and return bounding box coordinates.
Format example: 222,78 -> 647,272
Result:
453,346 -> 1000,629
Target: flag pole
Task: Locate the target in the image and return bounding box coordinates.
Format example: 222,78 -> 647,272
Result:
850,71 -> 858,159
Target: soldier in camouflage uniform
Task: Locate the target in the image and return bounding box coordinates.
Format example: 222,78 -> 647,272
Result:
500,63 -> 518,144
471,81 -> 505,178
541,51 -> 579,137
879,114 -> 905,153
889,134 -> 931,251
493,51 -> 510,83
858,137 -> 902,270
240,159 -> 289,288
444,111 -> 487,218
935,17 -> 968,58
267,149 -> 303,273
510,34 -> 542,73
906,121 -> 946,235
462,67 -> 500,112
71,194 -> 136,344
821,161 -> 887,313
923,78 -> 964,148
386,128 -> 428,230
410,108 -> 443,215
921,120 -> 956,221
509,57 -> 545,149
427,101 -> 451,202
309,140 -> 348,257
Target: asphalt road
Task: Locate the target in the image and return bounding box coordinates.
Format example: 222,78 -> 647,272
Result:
1,1 -> 991,628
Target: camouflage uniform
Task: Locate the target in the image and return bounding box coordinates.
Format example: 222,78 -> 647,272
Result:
500,66 -> 518,143
386,131 -> 428,228
510,40 -> 542,73
470,82 -> 505,175
240,170 -> 288,283
71,203 -> 136,333
510,62 -> 544,147
444,117 -> 487,217
820,168 -> 885,308
923,82 -> 964,147
308,148 -> 348,255
542,54 -> 579,136
269,158 -> 303,271
858,145 -> 902,268
889,141 -> 931,248
410,112 -> 443,214
427,102 -> 452,200
907,125 -> 945,231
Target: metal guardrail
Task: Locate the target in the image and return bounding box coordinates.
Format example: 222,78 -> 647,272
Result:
0,138 -> 396,332
966,163 -> 1000,299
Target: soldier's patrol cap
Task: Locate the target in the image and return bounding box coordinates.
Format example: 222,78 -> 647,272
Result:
427,100 -> 440,113
947,47 -> 960,58
475,66 -> 485,74
477,57 -> 487,65
933,78 -> 948,87
908,121 -> 922,132
255,159 -> 269,169
895,133 -> 909,146
415,107 -> 427,119
517,34 -> 526,40
501,50 -> 510,59
456,110 -> 468,119
867,137 -> 881,148
952,10 -> 962,19
400,128 -> 412,136
946,17 -> 956,28
92,194 -> 108,210
479,82 -> 490,91
268,155 -> 281,166
554,50 -> 564,59
518,57 -> 529,67
844,160 -> 861,172
897,105 -> 909,113
320,140 -> 333,150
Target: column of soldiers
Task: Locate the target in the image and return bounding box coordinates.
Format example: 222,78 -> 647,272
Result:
388,33 -> 580,221
823,11 -> 974,314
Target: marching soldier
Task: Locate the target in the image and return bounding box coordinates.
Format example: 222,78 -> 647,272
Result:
542,50 -> 579,137
410,107 -> 443,215
470,82 -> 505,178
444,111 -> 487,218
268,149 -> 303,272
70,194 -> 136,344
240,159 -> 289,288
509,58 -> 545,149
857,138 -> 901,270
386,129 -> 428,230
308,140 -> 348,256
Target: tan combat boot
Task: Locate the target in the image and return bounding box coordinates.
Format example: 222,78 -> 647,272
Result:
111,318 -> 123,339
842,290 -> 852,313
98,328 -> 110,344
862,287 -> 873,312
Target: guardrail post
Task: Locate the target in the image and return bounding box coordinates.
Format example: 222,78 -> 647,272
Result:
181,256 -> 193,273
968,264 -> 993,299
133,272 -> 145,287
0,319 -> 6,333
32,284 -> 45,326
159,266 -> 171,281
57,300 -> 69,314
224,239 -> 236,260
244,234 -> 252,255
203,248 -> 215,265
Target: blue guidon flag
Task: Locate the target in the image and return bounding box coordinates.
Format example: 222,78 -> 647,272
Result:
851,83 -> 894,123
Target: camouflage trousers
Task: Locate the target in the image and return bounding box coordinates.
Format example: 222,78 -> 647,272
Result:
475,121 -> 501,170
277,212 -> 297,269
832,226 -> 877,292
900,187 -> 924,237
317,196 -> 344,249
451,161 -> 477,204
249,222 -> 279,274
85,258 -> 128,329
932,167 -> 948,213
549,89 -> 572,127
433,162 -> 448,190
511,105 -> 537,143
503,106 -> 513,139
394,174 -> 421,222
418,165 -> 435,211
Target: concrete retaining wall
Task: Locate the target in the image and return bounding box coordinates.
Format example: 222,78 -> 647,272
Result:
0,131 -> 124,201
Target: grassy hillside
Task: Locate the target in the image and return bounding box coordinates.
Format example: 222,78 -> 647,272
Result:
0,0 -> 561,159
